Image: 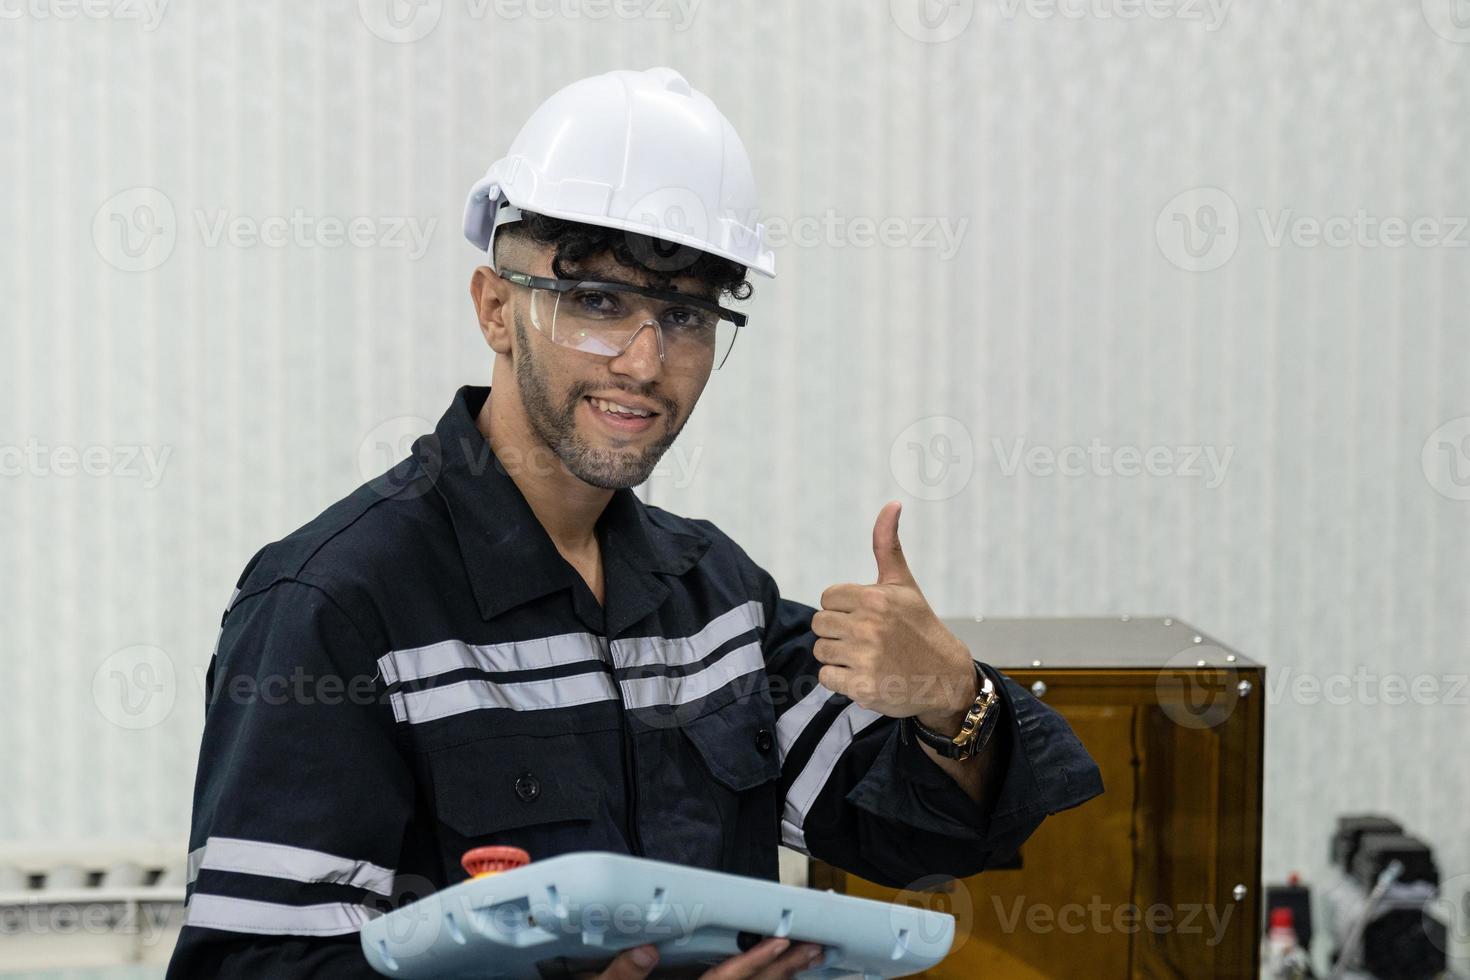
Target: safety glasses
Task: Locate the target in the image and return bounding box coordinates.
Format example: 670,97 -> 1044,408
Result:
499,269 -> 745,370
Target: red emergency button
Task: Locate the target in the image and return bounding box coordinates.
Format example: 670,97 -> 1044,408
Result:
461,846 -> 531,879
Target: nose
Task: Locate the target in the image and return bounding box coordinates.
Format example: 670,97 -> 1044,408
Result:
609,319 -> 664,383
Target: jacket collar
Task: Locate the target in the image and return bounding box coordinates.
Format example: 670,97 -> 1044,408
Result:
419,386 -> 710,635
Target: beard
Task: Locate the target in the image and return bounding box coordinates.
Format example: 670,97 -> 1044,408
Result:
513,310 -> 684,490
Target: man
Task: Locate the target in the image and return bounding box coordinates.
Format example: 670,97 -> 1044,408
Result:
169,67 -> 1102,979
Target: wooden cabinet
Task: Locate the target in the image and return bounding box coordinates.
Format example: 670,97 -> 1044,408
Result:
817,617 -> 1265,979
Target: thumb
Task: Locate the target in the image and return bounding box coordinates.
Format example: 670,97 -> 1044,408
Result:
872,501 -> 916,586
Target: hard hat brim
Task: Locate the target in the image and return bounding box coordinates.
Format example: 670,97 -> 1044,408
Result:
464,176 -> 776,279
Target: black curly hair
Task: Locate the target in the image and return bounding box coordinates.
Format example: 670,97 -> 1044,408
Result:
496,209 -> 754,302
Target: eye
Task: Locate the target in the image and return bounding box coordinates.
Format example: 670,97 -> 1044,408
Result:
662,307 -> 716,332
569,290 -> 623,318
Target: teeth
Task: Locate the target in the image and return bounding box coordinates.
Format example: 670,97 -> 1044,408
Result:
591,397 -> 651,418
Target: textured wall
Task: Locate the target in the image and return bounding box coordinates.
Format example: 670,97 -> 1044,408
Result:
2,0 -> 1468,961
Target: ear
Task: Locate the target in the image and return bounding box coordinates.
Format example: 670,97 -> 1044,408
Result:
470,265 -> 514,356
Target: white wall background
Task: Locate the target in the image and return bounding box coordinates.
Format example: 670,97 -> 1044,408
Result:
3,0 -> 1468,960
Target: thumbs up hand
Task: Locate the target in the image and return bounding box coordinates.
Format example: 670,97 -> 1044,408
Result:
811,501 -> 980,731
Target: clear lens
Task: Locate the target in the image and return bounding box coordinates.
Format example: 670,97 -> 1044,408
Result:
530,287 -> 740,370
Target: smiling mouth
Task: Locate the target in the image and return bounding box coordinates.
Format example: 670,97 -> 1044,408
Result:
584,395 -> 658,418
582,395 -> 662,433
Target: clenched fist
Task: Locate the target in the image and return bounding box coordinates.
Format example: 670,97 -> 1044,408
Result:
811,501 -> 978,732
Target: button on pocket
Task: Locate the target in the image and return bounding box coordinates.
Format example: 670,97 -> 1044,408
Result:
424,732 -> 624,882
514,771 -> 541,803
427,734 -> 601,838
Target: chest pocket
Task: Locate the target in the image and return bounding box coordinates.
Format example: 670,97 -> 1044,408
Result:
636,689 -> 783,880
680,692 -> 782,791
424,731 -> 626,882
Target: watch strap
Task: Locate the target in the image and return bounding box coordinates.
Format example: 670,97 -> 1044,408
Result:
901,661 -> 1002,761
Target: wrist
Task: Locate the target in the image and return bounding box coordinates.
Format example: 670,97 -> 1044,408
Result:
914,660 -> 979,734
915,706 -> 968,736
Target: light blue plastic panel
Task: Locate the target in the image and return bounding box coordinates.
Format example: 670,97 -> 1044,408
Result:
359,852 -> 953,979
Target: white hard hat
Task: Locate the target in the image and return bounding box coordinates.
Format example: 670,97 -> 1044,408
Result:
463,67 -> 775,279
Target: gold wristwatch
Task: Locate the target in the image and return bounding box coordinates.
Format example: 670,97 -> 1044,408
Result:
900,661 -> 1001,761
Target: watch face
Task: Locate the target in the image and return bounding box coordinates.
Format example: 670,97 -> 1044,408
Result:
955,677 -> 1001,759
909,666 -> 1001,759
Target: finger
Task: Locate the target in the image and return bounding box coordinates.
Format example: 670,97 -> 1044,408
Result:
817,664 -> 852,696
701,937 -> 790,979
818,583 -> 864,612
812,637 -> 853,667
750,942 -> 827,979
810,609 -> 854,640
597,945 -> 659,980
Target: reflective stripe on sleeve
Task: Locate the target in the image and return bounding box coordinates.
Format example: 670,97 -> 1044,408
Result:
781,702 -> 884,845
185,836 -> 397,897
775,682 -> 836,761
183,893 -> 379,937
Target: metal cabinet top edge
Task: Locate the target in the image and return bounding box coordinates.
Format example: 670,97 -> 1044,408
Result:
943,616 -> 1262,671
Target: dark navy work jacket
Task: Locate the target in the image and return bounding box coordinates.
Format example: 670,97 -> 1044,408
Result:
168,385 -> 1102,977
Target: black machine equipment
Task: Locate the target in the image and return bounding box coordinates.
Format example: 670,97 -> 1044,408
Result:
1262,814 -> 1456,980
